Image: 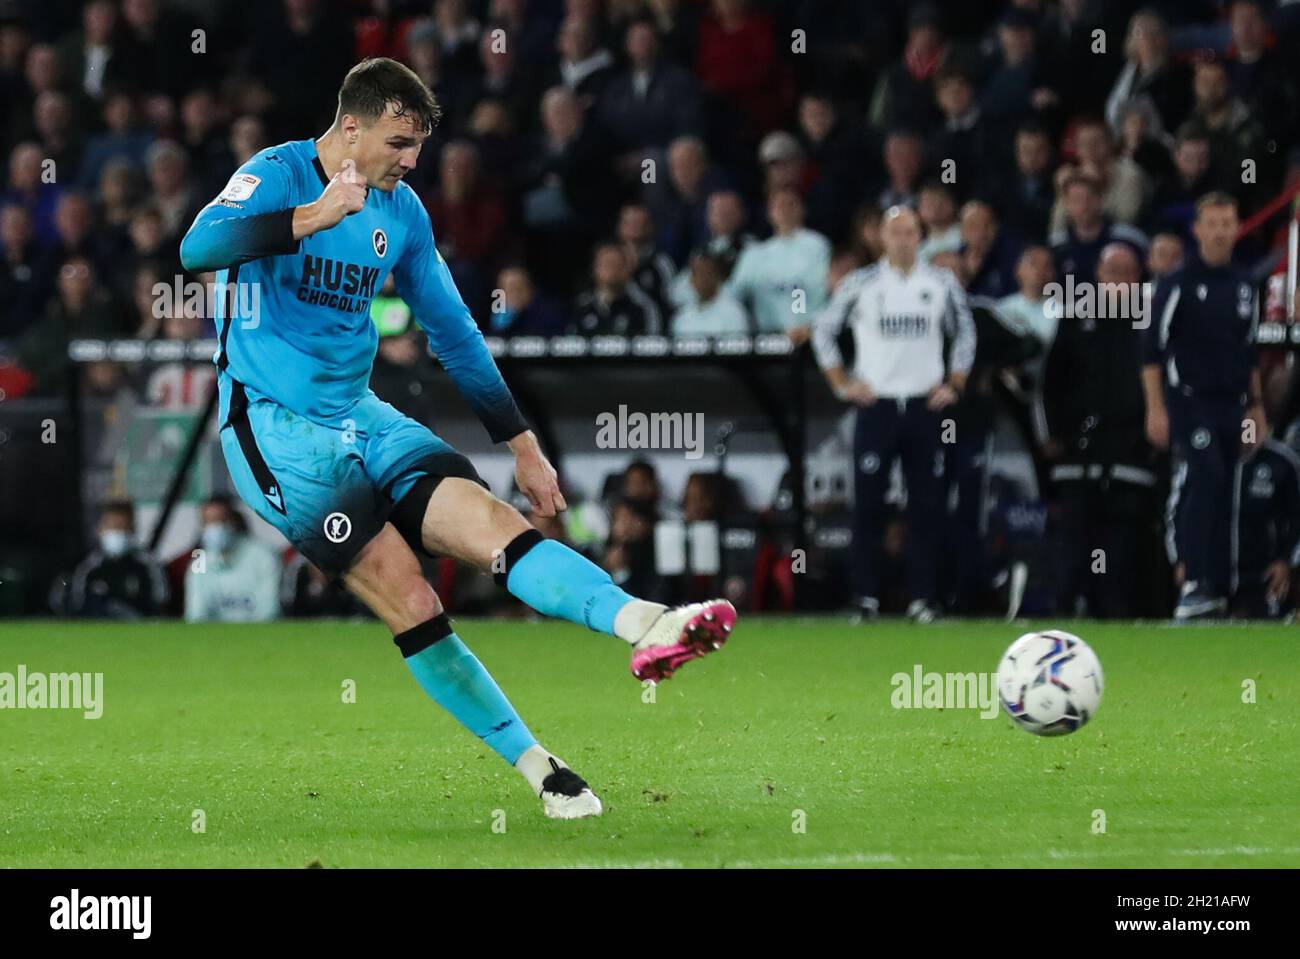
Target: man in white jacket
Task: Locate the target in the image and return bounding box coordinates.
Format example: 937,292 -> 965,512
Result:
812,206 -> 976,622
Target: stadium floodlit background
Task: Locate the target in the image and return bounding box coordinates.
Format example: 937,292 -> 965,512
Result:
2,0 -> 1300,623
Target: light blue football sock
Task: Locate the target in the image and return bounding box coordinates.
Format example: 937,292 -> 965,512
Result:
497,532 -> 635,635
395,615 -> 537,765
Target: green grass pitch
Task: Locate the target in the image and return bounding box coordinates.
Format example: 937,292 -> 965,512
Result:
1,617 -> 1296,868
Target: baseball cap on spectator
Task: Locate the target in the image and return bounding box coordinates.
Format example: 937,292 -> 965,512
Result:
759,131 -> 803,166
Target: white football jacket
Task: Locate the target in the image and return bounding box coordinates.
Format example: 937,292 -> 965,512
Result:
812,258 -> 976,399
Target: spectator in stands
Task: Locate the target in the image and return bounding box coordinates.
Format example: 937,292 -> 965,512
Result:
489,264 -> 566,337
917,180 -> 961,262
1050,172 -> 1148,285
0,203 -> 50,339
618,458 -> 663,512
650,135 -> 729,265
868,4 -> 949,133
95,158 -> 141,239
929,67 -> 995,186
4,141 -> 61,244
371,323 -> 440,425
130,260 -> 169,340
423,139 -> 509,315
980,7 -> 1045,125
18,255 -> 124,396
1147,123 -> 1214,239
797,91 -> 871,245
617,202 -> 676,316
1103,8 -> 1190,144
114,0 -> 201,100
849,203 -> 885,266
695,0 -> 783,138
430,0 -> 483,77
229,115 -> 269,167
1117,98 -> 1175,187
874,129 -> 924,211
249,0 -> 354,137
1051,117 -> 1149,233
957,200 -> 1019,300
184,495 -> 281,623
39,191 -> 104,281
1147,230 -> 1185,279
524,85 -> 614,233
77,93 -> 152,191
179,87 -> 234,199
726,187 -> 829,342
1191,56 -> 1273,200
32,91 -> 81,180
548,12 -> 615,104
595,18 -> 703,157
56,499 -> 168,618
56,0 -> 118,101
670,188 -> 754,308
467,16 -> 539,133
989,123 -> 1056,242
572,241 -> 662,335
1225,0 -> 1296,148
602,494 -> 662,600
144,140 -> 201,244
672,250 -> 748,336
997,244 -> 1057,362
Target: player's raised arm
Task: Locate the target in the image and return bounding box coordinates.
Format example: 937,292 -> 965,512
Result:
179,154 -> 367,273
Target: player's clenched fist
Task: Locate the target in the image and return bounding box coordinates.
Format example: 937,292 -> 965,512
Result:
294,159 -> 368,238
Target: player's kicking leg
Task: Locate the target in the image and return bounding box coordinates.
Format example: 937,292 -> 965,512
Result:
388,475 -> 736,684
342,522 -> 602,819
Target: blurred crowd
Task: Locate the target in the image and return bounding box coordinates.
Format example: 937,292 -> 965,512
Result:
6,0 -> 1300,618
5,1 -> 1300,384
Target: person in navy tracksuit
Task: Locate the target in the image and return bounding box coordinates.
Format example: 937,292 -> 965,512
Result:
1229,438 -> 1300,619
1142,192 -> 1266,620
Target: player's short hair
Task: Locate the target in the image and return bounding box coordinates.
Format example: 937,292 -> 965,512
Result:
337,58 -> 442,134
1195,190 -> 1238,216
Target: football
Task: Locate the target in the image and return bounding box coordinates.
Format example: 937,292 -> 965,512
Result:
997,630 -> 1104,736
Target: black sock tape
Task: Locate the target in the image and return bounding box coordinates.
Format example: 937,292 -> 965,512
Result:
394,612 -> 454,657
493,528 -> 545,587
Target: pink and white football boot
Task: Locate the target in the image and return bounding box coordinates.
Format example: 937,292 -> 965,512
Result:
630,599 -> 735,683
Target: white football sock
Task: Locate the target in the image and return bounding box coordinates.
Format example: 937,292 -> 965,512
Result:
515,744 -> 564,795
613,599 -> 668,645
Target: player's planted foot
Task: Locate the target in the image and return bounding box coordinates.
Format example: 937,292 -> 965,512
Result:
630,598 -> 735,683
538,757 -> 603,820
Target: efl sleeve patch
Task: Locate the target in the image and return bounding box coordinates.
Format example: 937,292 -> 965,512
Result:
219,173 -> 262,202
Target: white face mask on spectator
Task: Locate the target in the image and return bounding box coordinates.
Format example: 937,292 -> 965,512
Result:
201,523 -> 234,554
100,529 -> 130,558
